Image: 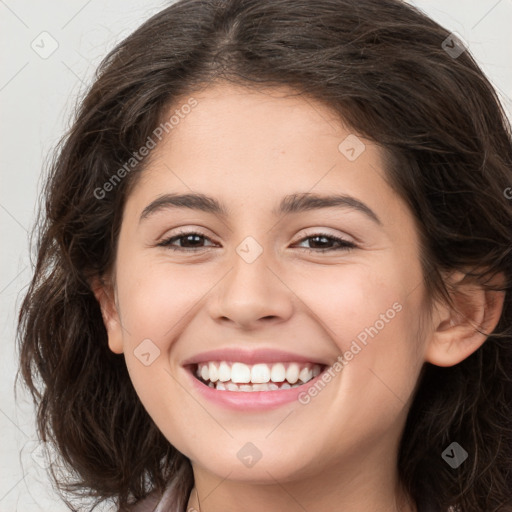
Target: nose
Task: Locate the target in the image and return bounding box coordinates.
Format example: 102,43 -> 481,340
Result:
207,244 -> 294,331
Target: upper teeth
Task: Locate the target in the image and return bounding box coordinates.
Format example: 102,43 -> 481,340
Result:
195,361 -> 322,385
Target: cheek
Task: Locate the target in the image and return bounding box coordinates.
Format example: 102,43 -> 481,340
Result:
302,256 -> 426,401
113,260 -> 205,445
112,258 -> 203,400
296,259 -> 410,348
116,257 -> 209,342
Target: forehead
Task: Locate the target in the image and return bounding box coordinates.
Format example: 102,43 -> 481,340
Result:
159,82 -> 351,162
126,82 -> 409,231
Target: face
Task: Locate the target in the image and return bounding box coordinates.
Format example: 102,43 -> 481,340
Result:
99,83 -> 431,486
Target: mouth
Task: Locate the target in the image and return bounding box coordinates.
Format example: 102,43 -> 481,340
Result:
187,361 -> 327,392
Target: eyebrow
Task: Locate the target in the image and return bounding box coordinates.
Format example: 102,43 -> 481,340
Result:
139,192 -> 382,225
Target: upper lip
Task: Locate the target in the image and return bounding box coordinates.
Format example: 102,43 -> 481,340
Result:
182,348 -> 328,366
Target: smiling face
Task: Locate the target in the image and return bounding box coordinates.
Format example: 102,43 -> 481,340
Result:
96,82 -> 434,501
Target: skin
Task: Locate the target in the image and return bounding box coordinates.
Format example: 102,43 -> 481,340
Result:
93,82 -> 505,512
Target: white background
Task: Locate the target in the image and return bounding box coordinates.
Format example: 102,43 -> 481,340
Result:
1,0 -> 511,510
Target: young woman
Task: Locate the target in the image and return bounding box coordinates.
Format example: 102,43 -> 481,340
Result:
17,0 -> 512,511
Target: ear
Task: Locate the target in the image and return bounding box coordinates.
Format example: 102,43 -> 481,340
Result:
90,276 -> 124,354
425,269 -> 506,367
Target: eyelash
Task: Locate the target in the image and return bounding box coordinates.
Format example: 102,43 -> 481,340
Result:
157,230 -> 356,253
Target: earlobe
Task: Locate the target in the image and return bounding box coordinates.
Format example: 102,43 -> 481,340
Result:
90,276 -> 124,355
424,270 -> 506,367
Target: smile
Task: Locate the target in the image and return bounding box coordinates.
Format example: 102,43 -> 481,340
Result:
193,361 -> 324,392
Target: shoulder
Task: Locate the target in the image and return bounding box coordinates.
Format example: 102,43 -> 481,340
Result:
125,491 -> 161,512
122,481 -> 186,512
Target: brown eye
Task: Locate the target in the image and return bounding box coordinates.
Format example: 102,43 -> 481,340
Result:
293,233 -> 356,253
158,231 -> 216,251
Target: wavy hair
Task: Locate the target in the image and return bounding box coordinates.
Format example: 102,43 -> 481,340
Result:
17,0 -> 512,510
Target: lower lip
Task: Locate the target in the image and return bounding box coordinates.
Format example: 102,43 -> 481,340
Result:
185,365 -> 327,411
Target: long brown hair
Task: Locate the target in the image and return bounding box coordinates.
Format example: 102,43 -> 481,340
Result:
17,0 -> 512,510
